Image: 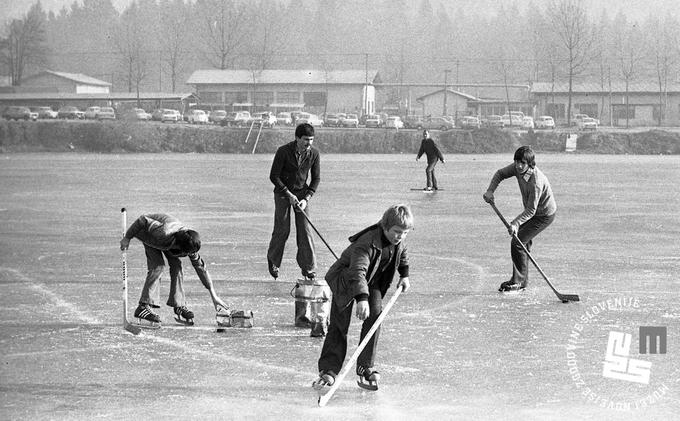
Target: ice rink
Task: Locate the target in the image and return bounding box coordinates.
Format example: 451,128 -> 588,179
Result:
1,153 -> 678,420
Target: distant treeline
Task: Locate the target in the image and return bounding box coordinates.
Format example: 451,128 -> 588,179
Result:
3,0 -> 679,100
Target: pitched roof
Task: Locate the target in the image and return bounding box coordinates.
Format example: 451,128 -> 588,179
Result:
532,81 -> 680,94
416,88 -> 479,101
23,70 -> 112,86
186,69 -> 379,85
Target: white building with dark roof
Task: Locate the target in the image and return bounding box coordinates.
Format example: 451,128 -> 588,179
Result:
186,69 -> 379,116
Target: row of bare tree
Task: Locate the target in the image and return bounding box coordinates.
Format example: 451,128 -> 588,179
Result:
1,0 -> 679,123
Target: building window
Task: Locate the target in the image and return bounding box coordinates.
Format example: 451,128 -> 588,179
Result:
577,103 -> 598,118
277,92 -> 299,103
546,103 -> 565,119
612,104 -> 635,119
303,92 -> 326,107
253,91 -> 274,106
200,91 -> 222,104
224,91 -> 248,104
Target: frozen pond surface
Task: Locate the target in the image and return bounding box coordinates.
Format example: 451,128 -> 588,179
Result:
1,153 -> 679,420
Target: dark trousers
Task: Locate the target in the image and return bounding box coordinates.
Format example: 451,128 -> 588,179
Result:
267,193 -> 316,276
318,288 -> 383,374
425,160 -> 438,189
139,245 -> 185,308
511,212 -> 556,286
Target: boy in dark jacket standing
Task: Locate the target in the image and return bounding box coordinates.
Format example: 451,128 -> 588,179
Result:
313,204 -> 413,391
120,213 -> 229,325
267,123 -> 320,280
416,130 -> 445,191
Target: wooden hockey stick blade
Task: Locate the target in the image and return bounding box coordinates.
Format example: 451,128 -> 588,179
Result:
318,286 -> 404,407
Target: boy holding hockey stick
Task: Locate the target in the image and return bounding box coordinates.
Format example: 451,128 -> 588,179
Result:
483,146 -> 557,292
120,213 -> 229,326
313,204 -> 413,391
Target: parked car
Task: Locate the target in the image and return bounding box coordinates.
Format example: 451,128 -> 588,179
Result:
290,110 -> 305,125
402,115 -> 424,129
534,115 -> 555,129
459,116 -> 481,129
84,106 -> 101,119
57,106 -> 83,119
364,114 -> 384,128
152,108 -> 180,123
134,108 -> 151,121
276,112 -> 292,126
385,116 -> 404,129
187,109 -> 209,124
416,116 -> 455,131
572,113 -> 589,126
2,106 -> 33,121
324,113 -> 343,127
34,106 -> 58,119
521,116 -> 535,130
209,110 -> 227,124
257,111 -> 277,127
501,114 -> 523,127
483,115 -> 505,128
97,107 -> 116,120
341,113 -> 359,128
296,112 -> 324,127
578,117 -> 598,131
221,111 -> 251,127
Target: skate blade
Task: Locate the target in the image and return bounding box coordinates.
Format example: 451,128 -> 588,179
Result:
357,379 -> 378,391
133,319 -> 161,329
499,289 -> 525,295
174,316 -> 195,326
312,380 -> 333,392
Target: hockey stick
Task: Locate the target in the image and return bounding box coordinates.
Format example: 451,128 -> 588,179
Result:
488,202 -> 580,303
318,285 -> 404,407
121,208 -> 142,335
295,204 -> 339,260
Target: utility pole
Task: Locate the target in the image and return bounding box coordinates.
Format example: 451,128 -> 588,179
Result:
443,69 -> 451,116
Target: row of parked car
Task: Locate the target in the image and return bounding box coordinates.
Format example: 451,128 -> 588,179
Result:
1,105 -> 119,121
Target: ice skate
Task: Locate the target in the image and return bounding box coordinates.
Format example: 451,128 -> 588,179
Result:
133,303 -> 161,329
498,279 -> 526,293
173,305 -> 195,326
312,370 -> 336,391
356,366 -> 380,391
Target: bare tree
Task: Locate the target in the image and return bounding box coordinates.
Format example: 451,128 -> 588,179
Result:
195,0 -> 248,70
113,3 -> 149,100
0,2 -> 48,86
160,0 -> 189,92
545,0 -> 595,126
613,16 -> 644,129
646,14 -> 679,126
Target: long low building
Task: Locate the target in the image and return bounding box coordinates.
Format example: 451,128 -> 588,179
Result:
186,69 -> 380,117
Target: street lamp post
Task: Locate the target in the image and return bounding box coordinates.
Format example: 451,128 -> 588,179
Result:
443,69 -> 451,117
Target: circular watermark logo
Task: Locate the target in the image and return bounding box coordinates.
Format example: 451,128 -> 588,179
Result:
566,296 -> 677,411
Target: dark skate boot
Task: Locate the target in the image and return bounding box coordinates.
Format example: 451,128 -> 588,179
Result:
174,306 -> 195,326
312,370 -> 336,391
356,366 -> 380,391
499,279 -> 525,293
134,303 -> 161,328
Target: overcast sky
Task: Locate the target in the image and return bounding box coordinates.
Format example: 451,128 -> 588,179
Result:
1,0 -> 677,24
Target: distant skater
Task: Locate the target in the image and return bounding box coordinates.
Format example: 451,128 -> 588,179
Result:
120,213 -> 229,326
267,123 -> 320,280
483,146 -> 557,292
416,130 -> 445,191
313,204 -> 413,392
